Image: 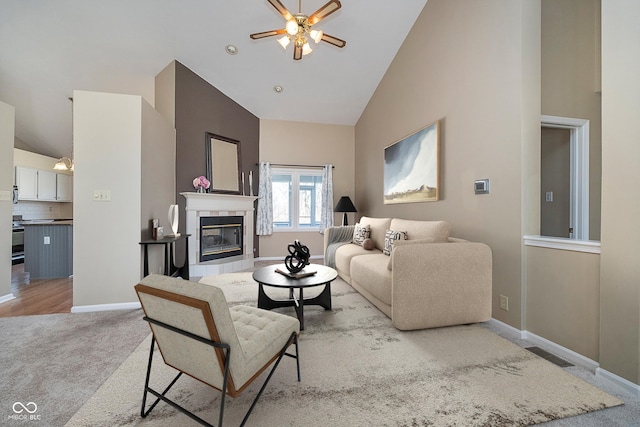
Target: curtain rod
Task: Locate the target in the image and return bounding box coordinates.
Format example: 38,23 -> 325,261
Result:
255,163 -> 334,169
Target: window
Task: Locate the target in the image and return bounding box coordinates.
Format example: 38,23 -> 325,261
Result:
272,168 -> 324,231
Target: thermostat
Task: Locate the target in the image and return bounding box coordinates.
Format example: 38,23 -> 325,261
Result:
474,179 -> 490,194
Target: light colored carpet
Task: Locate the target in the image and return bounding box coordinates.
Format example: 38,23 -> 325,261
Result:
65,273 -> 622,426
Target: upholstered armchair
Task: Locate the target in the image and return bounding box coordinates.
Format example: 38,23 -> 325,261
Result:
135,274 -> 301,426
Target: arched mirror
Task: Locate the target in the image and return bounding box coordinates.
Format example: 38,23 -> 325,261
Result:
205,132 -> 242,194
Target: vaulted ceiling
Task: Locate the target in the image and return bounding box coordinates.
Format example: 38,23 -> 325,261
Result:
0,0 -> 428,158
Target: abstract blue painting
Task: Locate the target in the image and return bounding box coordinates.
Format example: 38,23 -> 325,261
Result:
384,121 -> 440,204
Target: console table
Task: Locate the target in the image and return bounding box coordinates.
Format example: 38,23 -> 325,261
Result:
139,234 -> 190,279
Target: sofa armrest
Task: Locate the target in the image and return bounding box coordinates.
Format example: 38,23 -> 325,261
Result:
323,225 -> 355,255
390,242 -> 492,330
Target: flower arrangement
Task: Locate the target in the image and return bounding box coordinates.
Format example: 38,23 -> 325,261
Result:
193,175 -> 210,192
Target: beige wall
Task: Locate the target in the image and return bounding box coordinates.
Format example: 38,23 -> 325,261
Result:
600,0 -> 640,385
526,247 -> 600,360
0,101 -> 15,300
259,119 -> 355,258
140,101 -> 177,273
355,0 -> 540,329
73,90 -> 175,308
542,0 -> 602,240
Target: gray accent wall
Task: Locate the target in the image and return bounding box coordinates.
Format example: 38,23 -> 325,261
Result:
155,61 -> 260,256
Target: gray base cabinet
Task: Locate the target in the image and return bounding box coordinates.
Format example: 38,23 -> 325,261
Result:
24,224 -> 73,279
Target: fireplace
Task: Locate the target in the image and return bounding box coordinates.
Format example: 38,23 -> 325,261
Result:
200,216 -> 243,262
182,192 -> 257,278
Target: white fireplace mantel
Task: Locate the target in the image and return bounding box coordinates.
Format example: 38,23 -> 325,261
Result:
181,192 -> 258,278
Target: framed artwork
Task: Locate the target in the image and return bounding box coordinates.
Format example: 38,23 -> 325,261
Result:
205,132 -> 242,194
384,120 -> 440,204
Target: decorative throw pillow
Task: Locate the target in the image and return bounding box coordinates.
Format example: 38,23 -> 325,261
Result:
383,229 -> 408,255
352,223 -> 371,246
362,238 -> 375,250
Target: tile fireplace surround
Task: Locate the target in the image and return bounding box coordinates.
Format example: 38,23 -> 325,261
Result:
181,192 -> 257,278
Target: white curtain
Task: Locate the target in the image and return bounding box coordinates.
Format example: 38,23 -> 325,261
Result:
256,162 -> 273,236
320,164 -> 334,234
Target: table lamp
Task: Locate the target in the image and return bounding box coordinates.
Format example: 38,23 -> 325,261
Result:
334,196 -> 357,226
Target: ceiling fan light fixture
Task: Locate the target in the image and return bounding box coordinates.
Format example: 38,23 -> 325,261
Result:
302,42 -> 312,56
286,19 -> 299,36
310,29 -> 323,43
277,35 -> 290,49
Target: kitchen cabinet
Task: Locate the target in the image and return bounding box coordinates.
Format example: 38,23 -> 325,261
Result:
23,222 -> 73,278
37,170 -> 57,201
56,174 -> 72,202
15,166 -> 38,200
15,166 -> 73,202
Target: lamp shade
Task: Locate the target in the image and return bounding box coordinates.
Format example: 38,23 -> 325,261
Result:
334,196 -> 357,226
334,196 -> 357,212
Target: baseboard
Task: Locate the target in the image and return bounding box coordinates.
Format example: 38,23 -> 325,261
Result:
487,318 -> 526,340
596,368 -> 640,397
71,301 -> 141,313
0,293 -> 16,304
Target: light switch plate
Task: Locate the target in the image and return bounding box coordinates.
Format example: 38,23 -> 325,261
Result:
474,179 -> 490,194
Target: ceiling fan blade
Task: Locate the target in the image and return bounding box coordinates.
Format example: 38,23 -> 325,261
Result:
308,0 -> 341,25
320,33 -> 346,48
293,43 -> 303,60
250,29 -> 287,39
267,0 -> 293,21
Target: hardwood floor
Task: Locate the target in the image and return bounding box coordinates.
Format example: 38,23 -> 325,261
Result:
0,263 -> 72,317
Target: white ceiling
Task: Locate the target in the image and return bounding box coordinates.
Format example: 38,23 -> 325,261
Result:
0,0 -> 427,158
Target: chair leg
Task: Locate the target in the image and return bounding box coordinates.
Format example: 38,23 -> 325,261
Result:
141,335 -> 227,427
240,332 -> 300,426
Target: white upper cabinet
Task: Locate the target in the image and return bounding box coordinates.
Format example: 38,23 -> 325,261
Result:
56,173 -> 73,202
15,166 -> 73,202
15,166 -> 38,200
37,170 -> 57,201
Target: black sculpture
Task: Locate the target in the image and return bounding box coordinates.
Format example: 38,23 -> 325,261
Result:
284,240 -> 310,273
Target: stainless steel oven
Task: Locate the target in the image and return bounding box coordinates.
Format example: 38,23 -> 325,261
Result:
12,215 -> 24,264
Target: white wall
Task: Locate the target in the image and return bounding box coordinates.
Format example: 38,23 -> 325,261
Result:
599,0 -> 640,385
72,91 -> 144,308
72,90 -> 176,309
0,101 -> 15,301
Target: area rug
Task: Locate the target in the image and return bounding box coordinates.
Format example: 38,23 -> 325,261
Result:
65,273 -> 622,426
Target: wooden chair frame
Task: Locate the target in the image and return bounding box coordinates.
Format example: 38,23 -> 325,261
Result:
136,284 -> 300,427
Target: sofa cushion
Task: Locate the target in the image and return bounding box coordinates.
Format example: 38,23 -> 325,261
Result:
352,223 -> 370,246
387,237 -> 436,270
350,253 -> 392,306
389,219 -> 451,242
335,243 -> 382,281
359,216 -> 392,251
383,230 -> 408,255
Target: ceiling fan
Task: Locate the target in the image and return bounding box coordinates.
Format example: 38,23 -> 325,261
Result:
250,0 -> 346,60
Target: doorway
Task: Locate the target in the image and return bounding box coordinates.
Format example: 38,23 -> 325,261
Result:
540,115 -> 590,240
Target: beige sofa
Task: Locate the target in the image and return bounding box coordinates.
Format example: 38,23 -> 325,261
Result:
324,216 -> 492,330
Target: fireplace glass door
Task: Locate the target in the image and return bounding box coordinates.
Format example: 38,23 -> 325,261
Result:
200,216 -> 243,262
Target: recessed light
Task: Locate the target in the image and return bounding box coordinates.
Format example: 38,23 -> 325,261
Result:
273,85 -> 284,93
225,45 -> 238,55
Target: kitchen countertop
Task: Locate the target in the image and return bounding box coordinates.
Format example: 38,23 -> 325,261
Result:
20,220 -> 73,226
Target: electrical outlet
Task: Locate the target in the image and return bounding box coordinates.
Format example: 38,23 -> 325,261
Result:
499,295 -> 509,311
545,191 -> 553,202
44,236 -> 50,245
